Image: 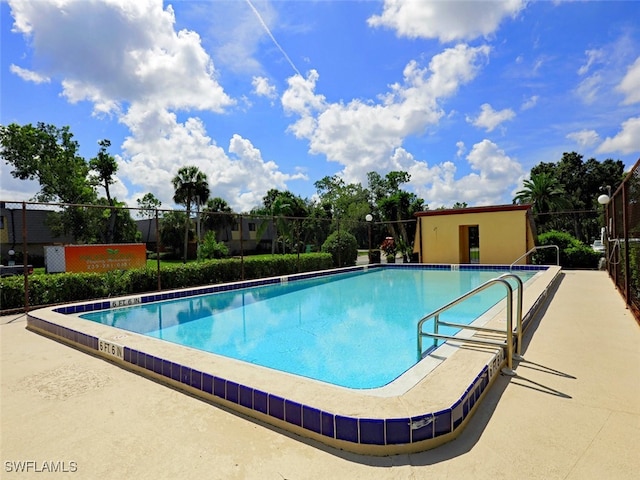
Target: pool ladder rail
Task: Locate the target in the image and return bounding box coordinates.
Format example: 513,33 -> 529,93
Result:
510,245 -> 559,271
417,273 -> 524,376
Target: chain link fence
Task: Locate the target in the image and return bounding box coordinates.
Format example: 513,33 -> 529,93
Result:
605,159 -> 640,323
0,200 -> 414,313
531,210 -> 603,245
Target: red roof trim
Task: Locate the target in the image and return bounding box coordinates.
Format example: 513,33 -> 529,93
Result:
415,204 -> 532,217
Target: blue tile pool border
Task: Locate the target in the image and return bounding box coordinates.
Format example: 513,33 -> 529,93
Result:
27,263 -> 558,454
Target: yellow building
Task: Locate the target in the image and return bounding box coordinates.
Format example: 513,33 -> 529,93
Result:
414,204 -> 536,265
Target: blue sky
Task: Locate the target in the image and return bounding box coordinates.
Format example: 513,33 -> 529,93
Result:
1,0 -> 639,212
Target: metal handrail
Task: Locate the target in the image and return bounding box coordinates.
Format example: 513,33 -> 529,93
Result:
498,273 -> 523,356
417,277 -> 518,375
510,245 -> 559,270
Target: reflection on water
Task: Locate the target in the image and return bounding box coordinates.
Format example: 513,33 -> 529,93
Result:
80,269 -> 532,389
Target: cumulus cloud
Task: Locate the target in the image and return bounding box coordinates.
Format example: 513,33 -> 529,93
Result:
278,42 -> 528,207
617,56 -> 640,105
118,106 -> 306,211
404,140 -> 523,207
282,44 -> 491,183
8,0 -> 234,115
252,76 -> 277,99
9,64 -> 50,83
566,129 -> 600,148
466,103 -> 515,132
597,117 -> 640,155
367,0 -> 525,42
5,0 -> 310,211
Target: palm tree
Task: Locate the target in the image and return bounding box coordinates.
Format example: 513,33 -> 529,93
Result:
172,166 -> 210,263
513,173 -> 569,213
514,173 -> 570,232
202,197 -> 234,241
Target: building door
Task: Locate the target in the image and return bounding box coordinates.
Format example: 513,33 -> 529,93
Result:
459,225 -> 480,263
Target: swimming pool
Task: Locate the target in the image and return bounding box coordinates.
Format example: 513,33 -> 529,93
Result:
26,264 -> 561,455
79,268 -> 535,389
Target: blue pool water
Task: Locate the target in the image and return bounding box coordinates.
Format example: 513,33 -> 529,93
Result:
81,268 -> 533,389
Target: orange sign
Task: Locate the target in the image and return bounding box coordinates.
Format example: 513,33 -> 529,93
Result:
64,244 -> 146,273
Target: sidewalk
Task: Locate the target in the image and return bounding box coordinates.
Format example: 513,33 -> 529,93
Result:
1,270 -> 639,479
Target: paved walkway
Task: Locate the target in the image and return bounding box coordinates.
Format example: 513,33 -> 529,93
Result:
1,270 -> 638,479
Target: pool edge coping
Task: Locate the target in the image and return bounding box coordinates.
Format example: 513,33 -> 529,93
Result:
26,263 -> 561,455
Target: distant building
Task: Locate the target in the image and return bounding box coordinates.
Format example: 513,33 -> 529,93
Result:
0,203 -> 74,264
413,204 -> 536,265
136,215 -> 275,255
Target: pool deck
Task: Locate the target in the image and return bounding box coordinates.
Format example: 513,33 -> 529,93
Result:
1,270 -> 639,479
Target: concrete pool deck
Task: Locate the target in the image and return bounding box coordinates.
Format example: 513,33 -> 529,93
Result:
1,270 -> 639,479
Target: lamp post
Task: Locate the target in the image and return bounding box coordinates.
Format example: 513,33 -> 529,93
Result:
366,214 -> 373,264
597,186 -> 611,206
597,185 -> 611,271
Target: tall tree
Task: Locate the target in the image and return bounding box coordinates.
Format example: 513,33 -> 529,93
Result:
367,171 -> 424,253
136,193 -> 162,244
314,175 -> 371,245
254,190 -> 308,254
159,210 -> 190,256
0,122 -> 94,204
202,197 -> 234,241
526,153 -> 625,240
0,122 -> 97,242
171,166 -> 210,263
89,139 -> 119,243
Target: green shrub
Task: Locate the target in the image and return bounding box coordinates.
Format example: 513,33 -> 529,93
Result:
321,231 -> 358,267
534,230 -> 602,269
0,276 -> 24,310
197,231 -> 229,260
0,253 -> 334,311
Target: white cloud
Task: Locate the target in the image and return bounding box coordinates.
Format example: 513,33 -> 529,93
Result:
9,64 -> 49,84
597,117 -> 640,155
8,0 -> 234,115
367,0 -> 525,42
5,0 -> 313,211
574,35 -> 638,106
252,76 -> 277,99
283,44 -> 491,183
117,105 -> 306,211
408,140 -> 523,207
578,49 -> 604,76
466,103 -> 515,132
521,95 -> 538,110
575,72 -> 602,105
566,129 -> 600,148
617,56 -> 640,105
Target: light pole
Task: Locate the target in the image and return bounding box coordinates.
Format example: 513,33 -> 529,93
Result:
597,185 -> 611,206
366,214 -> 373,264
597,185 -> 611,270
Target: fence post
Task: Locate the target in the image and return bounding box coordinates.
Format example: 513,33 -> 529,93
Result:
297,219 -> 301,272
22,202 -> 29,312
239,214 -> 244,280
623,182 -> 630,306
155,208 -> 161,291
337,217 -> 341,267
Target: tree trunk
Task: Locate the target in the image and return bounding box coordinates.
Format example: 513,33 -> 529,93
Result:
183,203 -> 191,264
